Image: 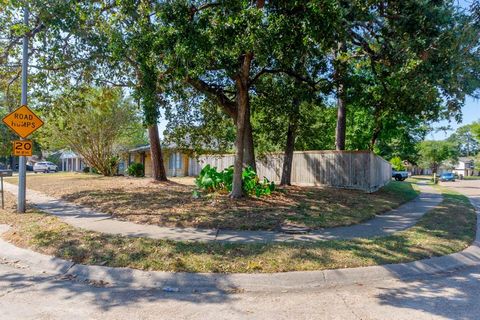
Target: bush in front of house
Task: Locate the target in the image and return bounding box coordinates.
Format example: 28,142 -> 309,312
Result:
127,162 -> 145,177
83,167 -> 90,173
194,165 -> 275,197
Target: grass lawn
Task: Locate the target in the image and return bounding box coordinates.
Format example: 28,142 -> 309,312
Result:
412,174 -> 480,181
0,186 -> 475,273
5,172 -> 419,231
463,175 -> 480,180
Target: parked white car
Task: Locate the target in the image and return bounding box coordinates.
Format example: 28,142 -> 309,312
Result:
33,161 -> 58,173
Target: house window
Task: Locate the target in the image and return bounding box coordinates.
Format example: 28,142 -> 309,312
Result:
176,153 -> 182,169
169,153 -> 182,170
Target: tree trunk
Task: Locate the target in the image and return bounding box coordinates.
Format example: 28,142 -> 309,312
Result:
280,99 -> 300,186
370,114 -> 382,150
185,77 -> 256,170
243,109 -> 256,171
231,85 -> 248,198
370,128 -> 380,150
230,53 -> 252,198
335,89 -> 346,150
334,41 -> 347,151
148,124 -> 168,181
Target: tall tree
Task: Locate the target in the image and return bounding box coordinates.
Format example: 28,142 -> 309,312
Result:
39,87 -> 145,176
334,41 -> 348,150
418,140 -> 459,173
323,1 -> 480,151
250,73 -> 321,185
1,0 -> 169,180
160,1 -> 331,196
447,124 -> 479,157
80,1 -> 168,180
160,1 -> 265,197
471,121 -> 480,145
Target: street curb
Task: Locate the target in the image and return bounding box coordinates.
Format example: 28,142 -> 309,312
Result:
0,199 -> 478,293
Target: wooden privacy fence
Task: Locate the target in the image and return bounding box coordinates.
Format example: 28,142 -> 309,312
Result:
190,150 -> 392,193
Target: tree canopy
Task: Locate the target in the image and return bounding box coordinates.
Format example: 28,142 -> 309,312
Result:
0,0 -> 479,193
417,140 -> 459,173
39,87 -> 145,176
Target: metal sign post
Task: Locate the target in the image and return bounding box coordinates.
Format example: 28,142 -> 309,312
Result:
0,7 -> 42,213
0,7 -> 43,213
18,6 -> 29,213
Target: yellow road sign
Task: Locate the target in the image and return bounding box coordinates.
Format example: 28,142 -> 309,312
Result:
12,140 -> 33,156
2,105 -> 44,138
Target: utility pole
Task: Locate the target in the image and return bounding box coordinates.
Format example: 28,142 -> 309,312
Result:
17,6 -> 29,213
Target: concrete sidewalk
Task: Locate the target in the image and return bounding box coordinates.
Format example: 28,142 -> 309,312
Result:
3,182 -> 442,243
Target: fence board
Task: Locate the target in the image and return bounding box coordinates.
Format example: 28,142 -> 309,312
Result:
195,150 -> 391,192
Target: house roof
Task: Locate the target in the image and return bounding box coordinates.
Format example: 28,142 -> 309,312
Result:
128,142 -> 180,153
458,157 -> 475,163
128,145 -> 151,153
60,150 -> 81,159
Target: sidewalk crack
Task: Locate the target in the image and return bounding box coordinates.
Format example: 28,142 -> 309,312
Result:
335,289 -> 361,319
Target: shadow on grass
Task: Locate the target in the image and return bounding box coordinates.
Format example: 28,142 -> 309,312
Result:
20,191 -> 474,274
55,181 -> 419,231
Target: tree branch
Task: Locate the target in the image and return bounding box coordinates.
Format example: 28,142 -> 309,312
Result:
185,76 -> 237,118
250,68 -> 321,91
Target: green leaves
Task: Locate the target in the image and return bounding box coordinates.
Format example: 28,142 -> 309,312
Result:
390,156 -> 405,171
127,162 -> 145,177
39,86 -> 144,176
417,140 -> 459,172
194,165 -> 275,197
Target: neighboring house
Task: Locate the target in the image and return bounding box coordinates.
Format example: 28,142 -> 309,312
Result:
125,144 -> 196,177
403,161 -> 433,176
60,150 -> 85,172
451,157 -> 475,176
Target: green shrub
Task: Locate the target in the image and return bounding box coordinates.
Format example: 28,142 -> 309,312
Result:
390,156 -> 405,171
82,167 -> 90,173
108,156 -> 120,175
195,164 -> 223,192
127,162 -> 144,177
195,165 -> 274,197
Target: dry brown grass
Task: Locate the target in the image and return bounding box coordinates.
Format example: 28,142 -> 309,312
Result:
0,187 -> 475,273
6,172 -> 418,230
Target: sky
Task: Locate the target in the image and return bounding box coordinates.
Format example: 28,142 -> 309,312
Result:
429,96 -> 479,140
429,0 -> 479,140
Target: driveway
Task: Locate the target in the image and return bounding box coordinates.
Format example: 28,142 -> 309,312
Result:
0,179 -> 479,320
